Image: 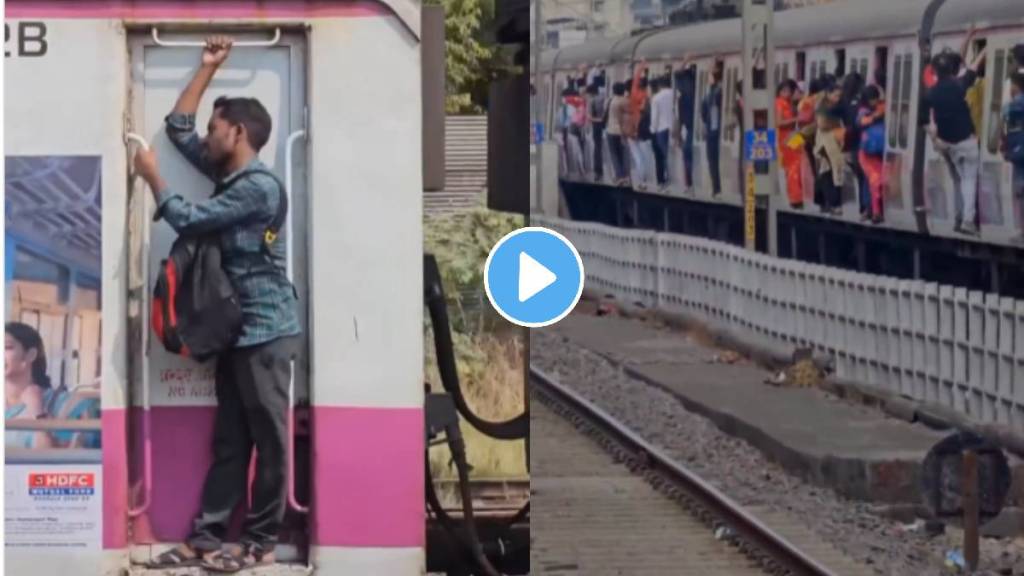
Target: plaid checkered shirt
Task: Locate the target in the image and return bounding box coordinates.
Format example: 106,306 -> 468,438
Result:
154,112 -> 301,348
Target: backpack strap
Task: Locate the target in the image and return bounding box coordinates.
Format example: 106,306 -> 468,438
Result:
214,167 -> 288,253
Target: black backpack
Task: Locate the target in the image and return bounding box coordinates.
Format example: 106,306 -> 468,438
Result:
151,168 -> 288,362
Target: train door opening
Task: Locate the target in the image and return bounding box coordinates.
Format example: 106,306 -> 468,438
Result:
979,34 -> 1019,242
875,46 -> 889,88
693,60 -> 709,199
125,27 -> 310,565
721,59 -> 742,198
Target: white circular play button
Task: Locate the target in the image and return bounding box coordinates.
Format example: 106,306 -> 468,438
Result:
484,227 -> 585,328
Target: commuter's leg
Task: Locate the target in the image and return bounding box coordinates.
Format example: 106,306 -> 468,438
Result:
683,128 -> 695,189
187,352 -> 253,553
959,139 -> 980,230
707,133 -> 721,194
238,336 -> 299,557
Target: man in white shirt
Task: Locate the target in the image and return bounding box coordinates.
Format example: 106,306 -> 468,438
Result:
650,77 -> 675,191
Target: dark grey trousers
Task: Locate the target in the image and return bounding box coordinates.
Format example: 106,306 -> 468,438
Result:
187,335 -> 298,554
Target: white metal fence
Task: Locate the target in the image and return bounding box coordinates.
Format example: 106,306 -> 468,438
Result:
537,216 -> 1024,432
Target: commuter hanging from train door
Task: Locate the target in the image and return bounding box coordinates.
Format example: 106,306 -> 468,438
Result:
133,35 -> 302,573
858,85 -> 887,224
606,81 -> 630,187
587,82 -> 607,183
813,76 -> 845,216
921,29 -> 986,236
651,76 -> 674,193
776,79 -> 803,209
625,63 -> 649,191
701,62 -> 724,196
839,73 -> 869,221
675,61 -> 697,195
1003,72 -> 1024,245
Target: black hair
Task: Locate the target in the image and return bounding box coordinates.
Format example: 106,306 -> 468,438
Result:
613,82 -> 625,96
1012,44 -> 1024,68
6,322 -> 50,389
861,84 -> 882,103
932,51 -> 962,79
1011,72 -> 1024,93
820,73 -> 839,93
586,83 -> 599,95
777,78 -> 797,96
841,72 -> 865,106
213,96 -> 272,151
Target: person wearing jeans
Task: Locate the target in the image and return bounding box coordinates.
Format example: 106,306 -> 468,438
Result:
701,65 -> 724,196
606,81 -> 629,185
675,65 -> 697,192
650,77 -> 674,190
921,33 -> 986,235
587,83 -> 606,182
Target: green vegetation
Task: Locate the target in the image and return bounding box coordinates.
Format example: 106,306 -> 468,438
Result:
426,0 -> 516,113
424,208 -> 527,480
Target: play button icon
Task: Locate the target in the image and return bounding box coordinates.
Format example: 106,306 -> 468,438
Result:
484,227 -> 584,328
518,252 -> 557,302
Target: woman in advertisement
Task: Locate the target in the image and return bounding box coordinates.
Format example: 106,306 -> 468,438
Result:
5,322 -> 101,451
5,322 -> 58,449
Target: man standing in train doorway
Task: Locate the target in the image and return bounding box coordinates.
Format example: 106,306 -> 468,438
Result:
134,35 -> 301,573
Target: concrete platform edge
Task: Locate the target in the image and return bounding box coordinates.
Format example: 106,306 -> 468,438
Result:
578,289 -> 1024,505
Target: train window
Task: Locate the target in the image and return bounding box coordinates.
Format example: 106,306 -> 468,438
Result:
698,69 -> 708,140
987,48 -> 1008,154
783,62 -> 790,83
810,61 -> 818,82
875,46 -> 889,89
723,68 -> 734,142
796,51 -> 806,81
889,55 -> 903,148
835,49 -> 846,77
774,63 -> 780,89
899,53 -> 913,148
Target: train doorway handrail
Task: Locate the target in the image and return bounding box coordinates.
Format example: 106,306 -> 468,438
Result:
285,128 -> 309,515
125,132 -> 153,519
151,27 -> 282,48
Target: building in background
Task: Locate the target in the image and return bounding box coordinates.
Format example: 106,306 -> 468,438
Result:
536,0 -> 843,45
535,0 -> 632,49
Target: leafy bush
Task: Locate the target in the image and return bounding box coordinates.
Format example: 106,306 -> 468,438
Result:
424,208 -> 527,480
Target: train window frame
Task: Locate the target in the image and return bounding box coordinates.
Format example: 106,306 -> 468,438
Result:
986,48 -> 1008,155
898,52 -> 913,148
724,67 -> 738,143
889,54 -> 903,148
722,68 -> 732,143
698,68 -> 708,141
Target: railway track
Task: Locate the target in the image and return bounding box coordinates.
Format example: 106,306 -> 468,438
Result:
531,366 -> 867,576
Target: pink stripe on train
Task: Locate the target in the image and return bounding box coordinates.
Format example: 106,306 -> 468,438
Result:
105,404 -> 423,548
310,406 -> 424,548
102,408 -> 129,549
5,0 -> 385,19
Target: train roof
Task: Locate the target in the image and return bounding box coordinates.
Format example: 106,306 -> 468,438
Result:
543,0 -> 1024,71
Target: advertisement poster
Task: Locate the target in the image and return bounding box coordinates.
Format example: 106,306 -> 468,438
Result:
4,466 -> 102,550
5,155 -> 103,550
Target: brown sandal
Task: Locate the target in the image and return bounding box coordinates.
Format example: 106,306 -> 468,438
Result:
145,546 -> 202,568
200,548 -> 245,573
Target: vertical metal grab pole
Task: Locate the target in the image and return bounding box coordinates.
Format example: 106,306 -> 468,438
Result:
285,129 -> 308,514
125,133 -> 153,518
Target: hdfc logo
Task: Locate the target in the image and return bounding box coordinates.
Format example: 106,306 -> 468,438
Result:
28,473 -> 95,496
